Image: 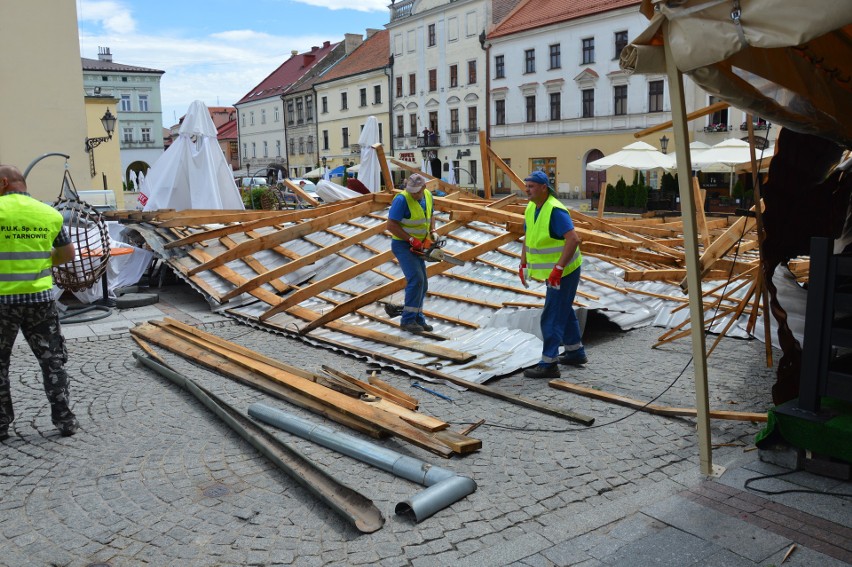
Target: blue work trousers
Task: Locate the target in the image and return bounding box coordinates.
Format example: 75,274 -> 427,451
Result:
391,239 -> 428,325
539,266 -> 583,364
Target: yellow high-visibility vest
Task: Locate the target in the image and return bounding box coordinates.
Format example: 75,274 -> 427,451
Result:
0,194 -> 63,295
391,190 -> 433,240
524,195 -> 582,280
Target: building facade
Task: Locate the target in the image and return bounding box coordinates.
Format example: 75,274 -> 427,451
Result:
314,30 -> 392,176
82,47 -> 165,190
387,0 -> 489,188
236,42 -> 341,178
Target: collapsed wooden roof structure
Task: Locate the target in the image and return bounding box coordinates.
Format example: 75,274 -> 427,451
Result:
108,148 -> 770,385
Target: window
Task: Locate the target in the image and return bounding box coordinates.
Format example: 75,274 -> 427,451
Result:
467,106 -> 477,131
550,93 -> 561,121
242,143 -> 247,159
449,65 -> 458,87
306,95 -> 313,121
525,96 -> 536,123
138,95 -> 148,112
549,44 -> 561,69
289,139 -> 295,155
263,140 -> 269,157
287,101 -> 294,124
296,99 -> 303,123
582,89 -> 595,117
648,80 -> 664,112
322,130 -> 329,150
230,141 -> 238,162
429,111 -> 438,133
360,88 -> 367,107
307,136 -> 314,154
708,95 -> 728,128
321,96 -> 328,114
120,95 -> 131,111
250,111 -> 254,126
614,85 -> 627,115
468,60 -> 477,84
261,109 -> 266,124
342,127 -> 349,148
378,123 -> 383,143
241,113 -> 245,127
428,24 -> 436,47
274,107 -> 280,122
429,69 -> 437,92
450,108 -> 459,133
409,114 -> 417,136
582,38 -> 595,64
409,73 -> 416,95
251,142 -> 256,158
341,92 -> 348,110
298,138 -> 304,154
495,100 -> 506,125
495,55 -> 505,79
396,76 -> 403,97
396,115 -> 404,138
141,127 -> 151,142
614,31 -> 628,58
122,127 -> 133,142
374,85 -> 381,104
524,49 -> 535,74
276,140 -> 282,157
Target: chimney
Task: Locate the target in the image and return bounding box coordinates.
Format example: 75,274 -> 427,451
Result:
366,28 -> 381,38
291,50 -> 298,57
303,53 -> 315,65
98,46 -> 112,62
311,45 -> 319,52
344,33 -> 363,54
323,41 -> 330,48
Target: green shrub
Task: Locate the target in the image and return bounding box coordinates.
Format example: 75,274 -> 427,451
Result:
242,185 -> 276,210
614,177 -> 628,207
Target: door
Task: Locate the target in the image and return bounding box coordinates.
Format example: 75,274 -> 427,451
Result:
585,150 -> 605,198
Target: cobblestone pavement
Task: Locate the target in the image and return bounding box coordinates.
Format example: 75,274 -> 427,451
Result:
0,284 -> 849,566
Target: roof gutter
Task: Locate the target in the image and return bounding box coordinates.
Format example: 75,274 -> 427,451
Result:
248,403 -> 477,522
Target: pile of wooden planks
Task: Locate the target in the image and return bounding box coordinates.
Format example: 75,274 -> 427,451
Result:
130,317 -> 481,458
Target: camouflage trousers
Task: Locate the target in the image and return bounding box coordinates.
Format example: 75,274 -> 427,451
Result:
0,301 -> 73,428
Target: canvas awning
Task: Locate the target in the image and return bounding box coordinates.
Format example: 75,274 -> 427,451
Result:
621,0 -> 852,147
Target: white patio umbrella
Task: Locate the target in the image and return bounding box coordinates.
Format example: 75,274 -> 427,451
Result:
302,167 -> 325,179
692,138 -> 766,191
348,161 -> 402,173
128,170 -> 138,190
587,141 -> 676,171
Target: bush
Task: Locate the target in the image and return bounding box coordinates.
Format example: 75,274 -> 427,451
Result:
242,185 -> 277,210
614,177 -> 628,207
661,172 -> 677,196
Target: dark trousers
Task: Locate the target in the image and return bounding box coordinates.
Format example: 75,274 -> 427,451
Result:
0,301 -> 73,428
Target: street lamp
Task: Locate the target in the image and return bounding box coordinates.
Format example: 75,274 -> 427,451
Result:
421,148 -> 430,160
659,135 -> 670,154
85,108 -> 117,177
321,156 -> 327,172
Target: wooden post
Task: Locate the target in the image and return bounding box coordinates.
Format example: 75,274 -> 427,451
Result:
597,181 -> 607,219
692,176 -> 710,249
373,143 -> 396,192
479,130 -> 492,200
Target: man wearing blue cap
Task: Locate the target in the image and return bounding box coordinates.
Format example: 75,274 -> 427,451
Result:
520,170 -> 587,378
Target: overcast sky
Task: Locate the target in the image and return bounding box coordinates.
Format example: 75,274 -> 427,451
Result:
77,0 -> 389,128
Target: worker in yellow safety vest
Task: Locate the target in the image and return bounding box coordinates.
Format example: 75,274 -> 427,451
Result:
386,174 -> 437,334
0,165 -> 78,439
519,170 -> 587,378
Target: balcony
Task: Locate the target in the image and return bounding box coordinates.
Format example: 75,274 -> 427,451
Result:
703,124 -> 732,133
740,121 -> 770,131
417,134 -> 440,148
391,0 -> 415,21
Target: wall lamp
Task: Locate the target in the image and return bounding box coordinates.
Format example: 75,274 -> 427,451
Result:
659,135 -> 669,154
85,108 -> 117,177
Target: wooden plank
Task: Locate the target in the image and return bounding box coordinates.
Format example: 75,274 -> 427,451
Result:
487,147 -> 526,192
479,130 -> 492,199
597,181 -> 607,219
368,373 -> 419,407
373,143 -> 396,192
549,380 -> 767,422
157,211 -> 285,229
633,101 -> 729,139
134,323 -> 459,456
130,324 -> 385,437
322,366 -> 420,412
282,179 -> 320,207
570,209 -> 683,259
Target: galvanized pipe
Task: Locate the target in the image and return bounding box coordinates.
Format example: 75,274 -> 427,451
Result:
248,403 -> 477,522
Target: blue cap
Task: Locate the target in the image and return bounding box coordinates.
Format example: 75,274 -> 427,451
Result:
524,171 -> 554,192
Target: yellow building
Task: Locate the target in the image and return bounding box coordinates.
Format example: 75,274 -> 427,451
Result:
84,96 -> 124,208
0,1 -> 120,205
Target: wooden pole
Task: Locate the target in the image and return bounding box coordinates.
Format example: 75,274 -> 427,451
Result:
479,130 -> 492,200
633,101 -> 730,139
597,181 -> 607,219
692,176 -> 710,249
373,143 -> 396,192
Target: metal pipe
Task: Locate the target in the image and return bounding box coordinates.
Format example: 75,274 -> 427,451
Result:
248,403 -> 477,522
133,353 -> 385,533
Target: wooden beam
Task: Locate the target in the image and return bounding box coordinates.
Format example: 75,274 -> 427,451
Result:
373,143 -> 396,192
597,181 -> 607,219
282,179 -> 320,207
633,101 -> 730,139
487,147 -> 526,192
550,380 -> 766,422
479,130 -> 492,199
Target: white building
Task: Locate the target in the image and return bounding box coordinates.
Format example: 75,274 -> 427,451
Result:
82,47 -> 165,187
388,0 -> 490,189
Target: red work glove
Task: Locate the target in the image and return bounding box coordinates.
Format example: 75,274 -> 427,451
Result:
518,263 -> 528,288
547,265 -> 564,288
409,236 -> 425,252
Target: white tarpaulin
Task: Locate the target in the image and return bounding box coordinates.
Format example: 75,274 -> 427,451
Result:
315,179 -> 361,203
141,100 -> 244,211
357,116 -> 381,192
621,0 -> 852,146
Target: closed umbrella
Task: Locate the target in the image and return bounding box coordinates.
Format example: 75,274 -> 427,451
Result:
128,170 -> 138,190
358,116 -> 381,192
